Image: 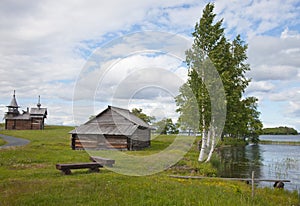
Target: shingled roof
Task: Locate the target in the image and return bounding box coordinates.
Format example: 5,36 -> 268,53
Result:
30,108 -> 47,116
5,91 -> 47,120
69,106 -> 151,135
7,90 -> 19,108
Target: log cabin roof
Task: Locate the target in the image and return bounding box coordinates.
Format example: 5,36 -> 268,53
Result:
107,106 -> 150,128
30,108 -> 48,116
69,106 -> 151,135
5,112 -> 47,120
5,113 -> 31,120
7,92 -> 19,108
70,124 -> 139,135
5,91 -> 47,120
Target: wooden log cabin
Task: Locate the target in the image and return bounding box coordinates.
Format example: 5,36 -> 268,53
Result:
69,106 -> 151,151
4,91 -> 47,130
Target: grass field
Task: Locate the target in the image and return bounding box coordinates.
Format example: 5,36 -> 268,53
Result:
0,137 -> 6,146
0,126 -> 299,205
0,123 -> 6,146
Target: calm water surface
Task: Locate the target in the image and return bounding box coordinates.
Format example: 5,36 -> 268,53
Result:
260,135 -> 300,142
217,135 -> 300,192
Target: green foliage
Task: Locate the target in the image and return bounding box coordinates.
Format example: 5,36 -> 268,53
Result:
239,97 -> 263,144
175,83 -> 199,132
0,126 -> 298,205
218,137 -> 248,147
262,127 -> 298,135
176,3 -> 263,142
153,118 -> 179,134
131,108 -> 155,124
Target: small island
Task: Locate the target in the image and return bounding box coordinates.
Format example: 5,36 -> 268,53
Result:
262,126 -> 298,135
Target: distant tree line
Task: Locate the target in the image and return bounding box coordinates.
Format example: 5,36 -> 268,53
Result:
262,127 -> 298,135
131,108 -> 179,135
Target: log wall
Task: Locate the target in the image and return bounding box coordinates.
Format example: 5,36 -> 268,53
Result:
71,129 -> 151,151
130,128 -> 151,150
72,134 -> 129,150
5,118 -> 45,130
6,119 -> 31,130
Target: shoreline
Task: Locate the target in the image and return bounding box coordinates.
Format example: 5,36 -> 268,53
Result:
259,140 -> 300,145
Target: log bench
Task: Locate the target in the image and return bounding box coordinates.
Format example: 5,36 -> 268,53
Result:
90,156 -> 115,167
56,162 -> 103,175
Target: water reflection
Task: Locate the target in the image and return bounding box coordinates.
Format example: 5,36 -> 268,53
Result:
260,144 -> 300,191
217,143 -> 300,191
217,144 -> 262,179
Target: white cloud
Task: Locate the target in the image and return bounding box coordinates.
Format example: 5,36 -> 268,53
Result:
281,28 -> 300,39
127,97 -> 180,122
248,34 -> 300,69
246,81 -> 275,93
287,101 -> 300,117
72,53 -> 187,124
0,0 -> 300,130
244,23 -> 300,131
215,0 -> 299,38
269,88 -> 300,102
261,87 -> 300,130
247,65 -> 299,81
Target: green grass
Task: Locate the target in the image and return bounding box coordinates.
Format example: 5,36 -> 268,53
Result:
0,137 -> 6,146
218,137 -> 248,147
0,126 -> 299,205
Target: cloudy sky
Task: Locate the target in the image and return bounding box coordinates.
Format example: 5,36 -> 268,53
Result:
0,0 -> 299,131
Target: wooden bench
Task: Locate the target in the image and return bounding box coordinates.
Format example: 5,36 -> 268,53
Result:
89,156 -> 115,167
56,162 -> 103,175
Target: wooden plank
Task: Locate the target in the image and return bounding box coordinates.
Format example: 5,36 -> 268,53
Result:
90,156 -> 115,166
106,139 -> 127,143
108,144 -> 127,148
96,143 -> 127,149
75,144 -> 97,149
56,162 -> 103,170
56,162 -> 103,175
254,179 -> 291,182
169,175 -> 291,182
76,140 -> 97,143
79,144 -> 97,148
251,171 -> 255,198
97,143 -> 127,146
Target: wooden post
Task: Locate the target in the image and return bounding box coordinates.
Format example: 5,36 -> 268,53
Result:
251,171 -> 255,198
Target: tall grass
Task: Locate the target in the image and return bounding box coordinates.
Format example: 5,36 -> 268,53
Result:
0,126 -> 299,205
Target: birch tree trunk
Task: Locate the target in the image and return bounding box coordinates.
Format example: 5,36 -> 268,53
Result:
205,125 -> 216,162
198,127 -> 207,161
198,56 -> 207,162
198,107 -> 207,161
206,130 -> 211,147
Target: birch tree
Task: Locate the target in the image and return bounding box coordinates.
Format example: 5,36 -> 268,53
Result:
185,3 -> 224,162
176,3 -> 262,162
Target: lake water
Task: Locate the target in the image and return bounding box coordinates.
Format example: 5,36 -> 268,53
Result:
217,135 -> 300,192
260,134 -> 300,142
